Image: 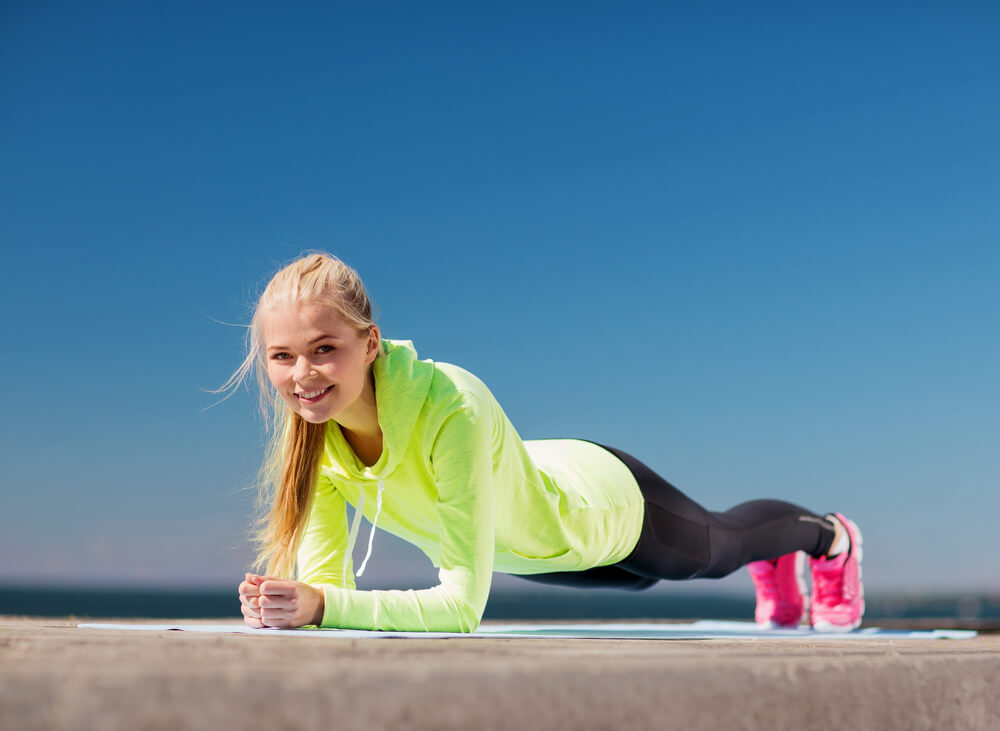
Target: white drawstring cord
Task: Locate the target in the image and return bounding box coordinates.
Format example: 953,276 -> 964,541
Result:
342,489 -> 366,586
356,478 -> 384,578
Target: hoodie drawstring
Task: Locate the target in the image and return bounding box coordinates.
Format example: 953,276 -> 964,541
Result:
356,478 -> 384,578
342,478 -> 385,583
343,489 -> 365,584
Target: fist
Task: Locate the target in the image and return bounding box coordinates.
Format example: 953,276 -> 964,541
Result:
238,573 -> 324,629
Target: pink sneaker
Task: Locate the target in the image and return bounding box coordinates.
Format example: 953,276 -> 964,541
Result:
747,552 -> 809,628
809,513 -> 864,632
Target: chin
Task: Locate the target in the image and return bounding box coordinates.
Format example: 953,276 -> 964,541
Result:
283,401 -> 331,424
298,411 -> 332,425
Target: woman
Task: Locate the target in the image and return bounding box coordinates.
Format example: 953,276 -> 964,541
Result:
232,253 -> 863,633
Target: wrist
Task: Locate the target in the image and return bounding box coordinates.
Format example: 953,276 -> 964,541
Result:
311,585 -> 325,626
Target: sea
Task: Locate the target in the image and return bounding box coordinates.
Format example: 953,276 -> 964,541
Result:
2,584 -> 997,628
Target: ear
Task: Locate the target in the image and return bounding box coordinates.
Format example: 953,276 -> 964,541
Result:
365,325 -> 381,364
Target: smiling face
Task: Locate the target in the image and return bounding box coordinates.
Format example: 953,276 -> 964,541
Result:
259,301 -> 380,426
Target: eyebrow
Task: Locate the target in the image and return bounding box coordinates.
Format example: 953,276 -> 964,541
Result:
266,334 -> 341,352
309,334 -> 341,345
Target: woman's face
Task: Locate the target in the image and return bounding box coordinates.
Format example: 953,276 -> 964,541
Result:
259,301 -> 378,425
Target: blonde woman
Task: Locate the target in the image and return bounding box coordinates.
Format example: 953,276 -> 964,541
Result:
233,253 -> 864,633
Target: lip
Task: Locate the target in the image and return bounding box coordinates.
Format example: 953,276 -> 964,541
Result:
295,385 -> 334,404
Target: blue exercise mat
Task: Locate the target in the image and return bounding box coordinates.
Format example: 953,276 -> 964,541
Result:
77,620 -> 977,640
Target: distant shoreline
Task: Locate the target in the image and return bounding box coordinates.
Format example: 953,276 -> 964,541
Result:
2,584 -> 997,627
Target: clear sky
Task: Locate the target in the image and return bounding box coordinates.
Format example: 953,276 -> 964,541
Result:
2,2 -> 997,596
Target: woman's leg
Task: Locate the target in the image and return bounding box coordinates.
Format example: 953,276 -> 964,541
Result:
593,444 -> 838,582
515,565 -> 658,592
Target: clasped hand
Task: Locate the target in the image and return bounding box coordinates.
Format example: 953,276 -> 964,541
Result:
238,573 -> 324,629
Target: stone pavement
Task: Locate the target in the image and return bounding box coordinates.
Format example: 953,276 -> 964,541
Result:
1,617 -> 997,730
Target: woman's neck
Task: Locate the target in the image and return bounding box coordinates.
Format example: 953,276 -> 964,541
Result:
336,371 -> 383,467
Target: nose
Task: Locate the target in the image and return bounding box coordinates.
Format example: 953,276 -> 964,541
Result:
293,356 -> 315,384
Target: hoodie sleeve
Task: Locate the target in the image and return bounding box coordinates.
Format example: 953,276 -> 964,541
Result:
315,396 -> 495,632
296,474 -> 357,591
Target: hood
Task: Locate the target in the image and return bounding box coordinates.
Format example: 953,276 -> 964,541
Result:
323,338 -> 434,581
370,338 -> 434,476
323,338 -> 434,481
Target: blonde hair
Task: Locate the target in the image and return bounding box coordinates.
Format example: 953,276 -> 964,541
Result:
221,252 -> 378,578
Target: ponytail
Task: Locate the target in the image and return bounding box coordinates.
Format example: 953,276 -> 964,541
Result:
220,252 -> 378,579
254,411 -> 327,577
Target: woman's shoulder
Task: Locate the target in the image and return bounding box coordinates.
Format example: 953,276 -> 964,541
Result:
381,339 -> 495,405
432,359 -> 493,399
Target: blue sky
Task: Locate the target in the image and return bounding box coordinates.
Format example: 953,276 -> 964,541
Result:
1,2 -> 997,596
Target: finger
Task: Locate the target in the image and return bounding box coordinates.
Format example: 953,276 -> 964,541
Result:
241,602 -> 261,621
239,582 -> 261,598
259,580 -> 295,596
249,596 -> 281,611
258,594 -> 295,610
260,609 -> 294,626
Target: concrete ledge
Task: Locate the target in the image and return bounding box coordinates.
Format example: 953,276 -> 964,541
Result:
2,617 -> 998,730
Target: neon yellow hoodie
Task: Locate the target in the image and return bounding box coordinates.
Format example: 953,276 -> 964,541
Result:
296,340 -> 645,632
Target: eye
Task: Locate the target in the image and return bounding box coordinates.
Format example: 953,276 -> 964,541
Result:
269,352 -> 292,361
316,345 -> 336,354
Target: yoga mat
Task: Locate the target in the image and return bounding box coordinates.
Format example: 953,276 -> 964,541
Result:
78,620 -> 977,640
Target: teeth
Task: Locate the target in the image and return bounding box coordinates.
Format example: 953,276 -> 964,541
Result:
298,386 -> 330,399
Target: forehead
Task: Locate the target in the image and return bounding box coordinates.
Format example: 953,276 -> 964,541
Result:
260,301 -> 354,344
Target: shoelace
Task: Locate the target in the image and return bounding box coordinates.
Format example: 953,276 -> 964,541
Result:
751,561 -> 780,599
811,557 -> 844,603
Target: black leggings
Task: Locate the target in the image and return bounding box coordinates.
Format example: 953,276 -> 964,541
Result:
518,443 -> 837,592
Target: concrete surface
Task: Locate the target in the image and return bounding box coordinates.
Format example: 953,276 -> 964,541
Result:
1,617 -> 997,730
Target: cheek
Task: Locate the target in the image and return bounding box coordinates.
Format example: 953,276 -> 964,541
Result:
266,363 -> 288,390
344,358 -> 369,388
